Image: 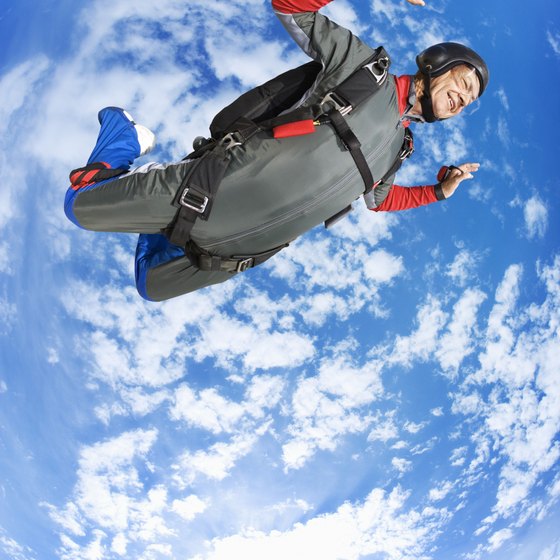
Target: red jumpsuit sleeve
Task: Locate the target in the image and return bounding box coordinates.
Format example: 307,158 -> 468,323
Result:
272,0 -> 333,13
373,184 -> 445,212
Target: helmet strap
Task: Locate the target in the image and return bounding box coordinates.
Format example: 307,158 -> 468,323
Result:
420,74 -> 439,123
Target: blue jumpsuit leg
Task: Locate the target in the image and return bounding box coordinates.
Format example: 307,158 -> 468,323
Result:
65,107 -> 186,301
64,107 -> 143,227
135,234 -> 185,301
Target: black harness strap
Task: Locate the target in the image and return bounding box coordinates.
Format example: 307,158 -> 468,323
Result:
163,146 -> 230,247
166,121 -> 263,249
317,49 -> 390,194
327,109 -> 375,193
189,243 -> 288,274
328,109 -> 373,192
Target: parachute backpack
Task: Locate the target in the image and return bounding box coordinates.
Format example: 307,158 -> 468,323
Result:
164,46 -> 415,270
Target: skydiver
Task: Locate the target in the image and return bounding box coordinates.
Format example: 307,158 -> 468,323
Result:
65,0 -> 489,301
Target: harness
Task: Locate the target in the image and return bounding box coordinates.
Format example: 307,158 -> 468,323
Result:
164,47 -> 414,274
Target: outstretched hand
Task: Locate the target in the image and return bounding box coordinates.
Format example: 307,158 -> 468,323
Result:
406,0 -> 426,6
441,163 -> 480,198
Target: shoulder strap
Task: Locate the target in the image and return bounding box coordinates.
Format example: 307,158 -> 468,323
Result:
209,61 -> 322,139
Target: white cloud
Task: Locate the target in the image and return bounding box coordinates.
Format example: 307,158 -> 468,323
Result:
45,429 -> 180,558
391,457 -> 412,474
0,242 -> 12,274
445,249 -> 479,287
282,355 -> 384,469
435,287 -> 487,375
169,375 -> 284,434
0,526 -> 37,560
173,428 -> 267,487
170,385 -> 246,434
0,57 -> 50,139
523,195 -> 548,239
0,298 -> 16,334
269,498 -> 313,515
198,486 -> 448,560
368,412 -> 399,443
487,527 -> 513,552
322,1 -> 367,36
191,313 -> 316,371
546,30 -> 560,57
428,481 -> 454,502
363,249 -> 404,283
386,296 -> 448,369
494,87 -> 510,111
450,256 -> 560,533
171,495 -> 207,521
539,539 -> 560,560
334,202 -> 398,244
450,446 -> 468,467
403,420 -> 426,434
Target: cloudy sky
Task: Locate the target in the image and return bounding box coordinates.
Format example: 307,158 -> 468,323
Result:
1,0 -> 559,559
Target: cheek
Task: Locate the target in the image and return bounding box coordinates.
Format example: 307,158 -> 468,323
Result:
432,89 -> 447,111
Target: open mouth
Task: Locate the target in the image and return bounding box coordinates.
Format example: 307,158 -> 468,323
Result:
448,93 -> 455,112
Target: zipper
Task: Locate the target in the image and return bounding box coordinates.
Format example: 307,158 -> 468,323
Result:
201,125 -> 402,249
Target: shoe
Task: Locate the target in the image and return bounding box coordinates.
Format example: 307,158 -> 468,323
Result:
122,110 -> 156,156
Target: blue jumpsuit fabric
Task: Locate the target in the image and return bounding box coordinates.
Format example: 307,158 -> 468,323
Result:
64,107 -> 183,301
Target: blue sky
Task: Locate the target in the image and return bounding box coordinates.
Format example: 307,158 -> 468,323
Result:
0,0 -> 559,559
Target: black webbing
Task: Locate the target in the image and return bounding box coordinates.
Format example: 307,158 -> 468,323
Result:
191,243 -> 288,274
327,109 -> 375,193
164,147 -> 230,248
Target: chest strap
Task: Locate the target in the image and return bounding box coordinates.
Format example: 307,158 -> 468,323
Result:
315,49 -> 390,194
327,109 -> 374,194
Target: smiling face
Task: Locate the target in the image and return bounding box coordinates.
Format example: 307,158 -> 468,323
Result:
428,64 -> 481,119
412,64 -> 481,120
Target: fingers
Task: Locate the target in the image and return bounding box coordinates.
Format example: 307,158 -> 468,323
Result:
458,162 -> 480,173
451,162 -> 480,180
441,163 -> 480,198
406,0 -> 426,6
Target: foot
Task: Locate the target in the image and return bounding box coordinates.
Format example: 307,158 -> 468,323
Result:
122,110 -> 156,156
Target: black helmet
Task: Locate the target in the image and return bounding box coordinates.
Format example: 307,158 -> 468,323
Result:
415,42 -> 489,122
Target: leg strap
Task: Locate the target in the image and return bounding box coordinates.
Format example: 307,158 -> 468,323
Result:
163,146 -> 230,247
188,243 -> 288,274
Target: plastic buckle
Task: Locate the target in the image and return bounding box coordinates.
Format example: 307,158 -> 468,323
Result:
399,133 -> 415,160
321,92 -> 353,116
221,132 -> 244,151
179,187 -> 209,214
236,258 -> 254,272
364,57 -> 389,85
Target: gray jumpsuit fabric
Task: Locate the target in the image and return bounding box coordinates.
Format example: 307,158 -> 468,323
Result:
71,9 -> 404,301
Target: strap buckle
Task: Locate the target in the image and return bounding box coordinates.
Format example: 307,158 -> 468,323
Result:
179,187 -> 209,214
399,130 -> 415,160
221,131 -> 244,151
321,92 -> 353,116
364,57 -> 390,85
236,257 -> 254,272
